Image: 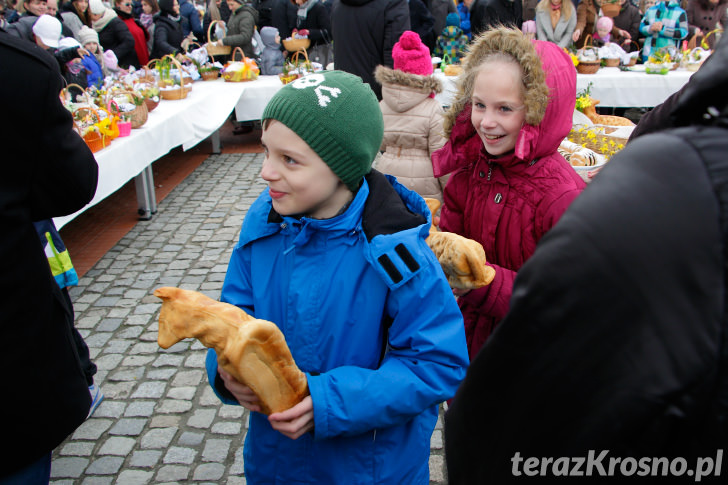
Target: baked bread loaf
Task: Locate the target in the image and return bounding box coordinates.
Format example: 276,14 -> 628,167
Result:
423,198 -> 495,289
154,287 -> 309,415
443,64 -> 462,76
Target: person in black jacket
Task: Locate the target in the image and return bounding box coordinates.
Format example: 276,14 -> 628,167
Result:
285,0 -> 332,65
409,0 -> 435,52
151,0 -> 184,57
330,0 -> 410,100
444,31 -> 728,485
0,28 -> 97,484
466,0 -> 522,37
88,0 -> 139,67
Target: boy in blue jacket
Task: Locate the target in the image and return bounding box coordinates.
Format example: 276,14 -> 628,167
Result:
206,70 -> 469,484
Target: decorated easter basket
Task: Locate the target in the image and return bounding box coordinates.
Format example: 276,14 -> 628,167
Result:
576,36 -> 601,74
206,20 -> 232,57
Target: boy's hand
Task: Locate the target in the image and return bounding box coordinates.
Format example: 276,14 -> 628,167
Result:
218,368 -> 262,413
268,396 -> 314,440
651,21 -> 663,32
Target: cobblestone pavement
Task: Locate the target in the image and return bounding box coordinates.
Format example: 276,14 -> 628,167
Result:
50,152 -> 449,484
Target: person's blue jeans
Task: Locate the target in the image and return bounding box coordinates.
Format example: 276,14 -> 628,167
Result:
0,452 -> 51,484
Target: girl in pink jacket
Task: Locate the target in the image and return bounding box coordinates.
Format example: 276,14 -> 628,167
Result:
432,27 -> 586,360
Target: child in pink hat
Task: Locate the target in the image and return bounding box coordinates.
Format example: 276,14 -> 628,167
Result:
374,30 -> 449,203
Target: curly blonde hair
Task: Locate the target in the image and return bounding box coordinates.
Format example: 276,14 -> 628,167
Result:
443,27 -> 549,137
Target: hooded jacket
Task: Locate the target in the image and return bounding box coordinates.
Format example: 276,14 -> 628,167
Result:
432,39 -> 586,360
444,29 -> 728,485
375,65 -> 448,203
639,0 -> 688,60
222,2 -> 259,58
331,0 -> 410,100
206,171 -> 469,484
433,24 -> 469,61
258,26 -> 284,75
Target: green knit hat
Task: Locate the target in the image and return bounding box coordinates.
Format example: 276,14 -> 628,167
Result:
262,70 -> 384,192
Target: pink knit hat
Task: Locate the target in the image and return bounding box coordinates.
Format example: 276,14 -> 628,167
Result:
392,31 -> 433,76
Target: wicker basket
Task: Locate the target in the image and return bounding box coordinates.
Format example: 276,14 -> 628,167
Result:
75,106 -> 113,152
206,20 -> 232,57
144,96 -> 160,112
156,55 -> 189,99
109,90 -> 149,128
282,37 -> 310,52
200,69 -> 220,81
601,1 -> 621,17
603,57 -> 620,67
620,40 -> 640,66
576,37 -> 600,74
222,47 -> 259,82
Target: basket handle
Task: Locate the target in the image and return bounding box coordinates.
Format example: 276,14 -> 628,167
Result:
582,34 -> 593,49
229,46 -> 245,62
207,19 -> 226,42
290,48 -> 309,66
621,38 -> 640,51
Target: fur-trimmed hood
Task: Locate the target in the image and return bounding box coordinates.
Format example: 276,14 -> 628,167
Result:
375,65 -> 442,113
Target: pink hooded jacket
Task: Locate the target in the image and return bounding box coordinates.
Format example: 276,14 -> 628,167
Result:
432,40 -> 586,360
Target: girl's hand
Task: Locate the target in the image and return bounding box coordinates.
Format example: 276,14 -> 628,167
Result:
218,368 -> 262,413
572,28 -> 581,42
268,396 -> 314,440
651,21 -> 663,32
78,47 -> 90,57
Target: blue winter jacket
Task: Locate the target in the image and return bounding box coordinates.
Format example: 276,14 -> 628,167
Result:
206,170 -> 469,484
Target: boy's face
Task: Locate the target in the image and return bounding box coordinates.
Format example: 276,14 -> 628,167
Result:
260,120 -> 353,220
597,27 -> 610,37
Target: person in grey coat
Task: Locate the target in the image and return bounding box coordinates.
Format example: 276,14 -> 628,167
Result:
258,24 -> 284,74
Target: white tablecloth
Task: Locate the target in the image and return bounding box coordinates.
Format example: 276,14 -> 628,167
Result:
234,75 -> 286,122
54,79 -> 247,229
435,67 -> 694,108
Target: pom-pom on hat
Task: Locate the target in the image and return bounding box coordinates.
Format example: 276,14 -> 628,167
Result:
392,30 -> 433,76
446,12 -> 460,27
88,0 -> 105,14
32,14 -> 62,48
77,25 -> 99,46
261,70 -> 384,192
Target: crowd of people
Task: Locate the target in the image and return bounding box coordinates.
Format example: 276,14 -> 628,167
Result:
3,0 -> 728,482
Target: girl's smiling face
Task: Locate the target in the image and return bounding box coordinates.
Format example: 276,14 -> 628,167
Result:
260,120 -> 353,219
470,59 -> 527,157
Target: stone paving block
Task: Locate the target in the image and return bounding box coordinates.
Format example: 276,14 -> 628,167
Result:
149,415 -> 180,428
125,401 -> 157,417
115,469 -> 154,485
172,370 -> 204,387
157,398 -> 193,414
155,465 -> 190,482
50,457 -> 90,478
85,456 -> 124,475
201,438 -> 231,463
140,427 -> 178,449
193,463 -> 226,481
109,417 -> 147,436
187,408 -> 217,428
98,436 -> 136,456
80,477 -> 113,485
59,441 -> 96,456
130,450 -> 163,468
148,368 -> 178,380
71,419 -> 113,440
168,386 -> 196,400
163,446 -> 197,464
211,421 -> 243,435
93,400 -> 126,419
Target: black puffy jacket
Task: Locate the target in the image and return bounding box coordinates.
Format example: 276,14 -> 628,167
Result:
330,0 -> 410,100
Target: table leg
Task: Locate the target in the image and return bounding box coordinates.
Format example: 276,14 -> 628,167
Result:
134,165 -> 158,220
210,129 -> 221,154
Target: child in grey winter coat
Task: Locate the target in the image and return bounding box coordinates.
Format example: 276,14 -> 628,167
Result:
259,25 -> 285,75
